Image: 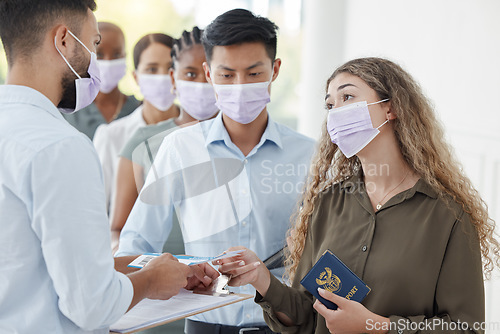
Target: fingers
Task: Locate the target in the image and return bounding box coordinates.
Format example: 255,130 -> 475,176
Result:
189,265 -> 214,287
221,261 -> 260,278
318,288 -> 346,308
200,263 -> 220,280
212,246 -> 251,266
313,299 -> 331,316
217,259 -> 247,274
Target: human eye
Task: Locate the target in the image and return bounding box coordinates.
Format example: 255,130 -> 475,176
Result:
145,66 -> 158,74
325,103 -> 334,111
219,73 -> 232,79
249,72 -> 262,77
186,72 -> 196,79
342,93 -> 354,102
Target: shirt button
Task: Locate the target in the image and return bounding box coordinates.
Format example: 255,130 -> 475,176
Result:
242,189 -> 247,195
242,221 -> 247,226
362,245 -> 367,252
244,159 -> 248,164
246,314 -> 251,319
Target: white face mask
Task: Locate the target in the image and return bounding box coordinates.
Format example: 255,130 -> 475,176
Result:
212,71 -> 273,124
96,58 -> 127,94
327,99 -> 390,158
175,80 -> 218,120
138,74 -> 176,111
55,30 -> 101,114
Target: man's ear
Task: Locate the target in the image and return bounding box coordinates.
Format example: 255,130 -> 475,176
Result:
203,61 -> 212,85
53,25 -> 73,59
271,58 -> 282,82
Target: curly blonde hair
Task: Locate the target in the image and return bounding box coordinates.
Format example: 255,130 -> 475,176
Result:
286,57 -> 500,281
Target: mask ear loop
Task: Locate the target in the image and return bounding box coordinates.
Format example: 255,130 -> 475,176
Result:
67,30 -> 92,54
376,119 -> 390,130
369,98 -> 391,129
367,98 -> 390,106
54,35 -> 81,79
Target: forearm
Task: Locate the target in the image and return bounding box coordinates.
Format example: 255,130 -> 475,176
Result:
114,256 -> 140,274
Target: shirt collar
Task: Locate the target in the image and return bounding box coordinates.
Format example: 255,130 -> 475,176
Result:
339,169 -> 438,200
0,85 -> 65,121
204,112 -> 283,150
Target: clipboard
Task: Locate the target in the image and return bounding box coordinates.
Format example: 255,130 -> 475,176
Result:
109,276 -> 252,333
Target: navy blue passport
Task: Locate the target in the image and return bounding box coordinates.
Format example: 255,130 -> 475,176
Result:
300,249 -> 371,310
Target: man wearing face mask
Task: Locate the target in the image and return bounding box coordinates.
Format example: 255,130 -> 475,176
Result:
63,21 -> 140,140
116,9 -> 315,334
0,1 -> 219,333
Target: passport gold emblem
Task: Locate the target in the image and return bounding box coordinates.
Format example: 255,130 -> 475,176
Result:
316,267 -> 341,292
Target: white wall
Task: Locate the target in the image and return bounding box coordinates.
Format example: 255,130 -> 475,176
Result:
299,0 -> 500,330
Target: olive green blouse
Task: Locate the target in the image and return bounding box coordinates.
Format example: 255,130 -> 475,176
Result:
256,173 -> 484,334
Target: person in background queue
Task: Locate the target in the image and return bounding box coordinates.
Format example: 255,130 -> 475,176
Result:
116,9 -> 316,334
63,21 -> 140,139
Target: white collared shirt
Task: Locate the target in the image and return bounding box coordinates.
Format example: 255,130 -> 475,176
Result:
93,105 -> 146,214
0,85 -> 133,333
116,112 -> 315,326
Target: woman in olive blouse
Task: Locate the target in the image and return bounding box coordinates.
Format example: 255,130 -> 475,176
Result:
216,57 -> 500,333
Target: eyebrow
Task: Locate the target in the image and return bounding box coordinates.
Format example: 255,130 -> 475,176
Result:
216,61 -> 265,72
183,66 -> 200,71
337,83 -> 357,91
325,83 -> 359,100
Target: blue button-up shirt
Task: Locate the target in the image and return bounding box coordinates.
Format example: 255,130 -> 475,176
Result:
116,112 -> 315,326
0,85 -> 133,333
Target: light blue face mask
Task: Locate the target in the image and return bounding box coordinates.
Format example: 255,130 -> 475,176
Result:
327,99 -> 390,158
55,30 -> 101,113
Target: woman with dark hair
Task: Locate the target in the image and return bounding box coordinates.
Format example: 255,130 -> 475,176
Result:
93,32 -> 177,218
216,57 -> 499,334
110,28 -> 216,254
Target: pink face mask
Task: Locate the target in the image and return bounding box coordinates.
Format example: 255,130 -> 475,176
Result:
212,72 -> 273,124
138,74 -> 176,111
327,99 -> 389,158
97,58 -> 127,94
55,30 -> 101,114
175,80 -> 218,120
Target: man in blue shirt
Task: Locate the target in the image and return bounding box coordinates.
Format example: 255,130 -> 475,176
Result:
116,9 -> 316,334
0,1 -> 216,333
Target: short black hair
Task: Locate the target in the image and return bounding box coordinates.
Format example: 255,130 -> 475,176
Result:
133,33 -> 174,69
202,8 -> 278,64
171,26 -> 203,69
0,0 -> 97,64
